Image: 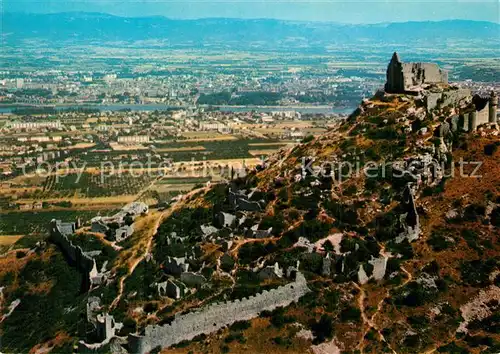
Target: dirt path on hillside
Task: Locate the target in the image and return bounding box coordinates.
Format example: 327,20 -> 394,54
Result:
109,209 -> 172,310
355,244 -> 413,354
109,186 -> 210,310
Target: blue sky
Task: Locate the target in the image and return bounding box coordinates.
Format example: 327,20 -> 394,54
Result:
3,0 -> 499,23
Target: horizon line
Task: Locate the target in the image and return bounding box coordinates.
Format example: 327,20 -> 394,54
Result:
3,11 -> 499,26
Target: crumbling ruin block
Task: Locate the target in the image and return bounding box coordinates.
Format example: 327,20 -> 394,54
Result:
216,212 -> 237,228
258,262 -> 283,280
385,52 -> 448,93
96,314 -> 123,341
163,256 -> 189,276
395,184 -> 420,243
158,280 -> 186,299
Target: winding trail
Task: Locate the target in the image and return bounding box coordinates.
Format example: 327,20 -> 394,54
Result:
355,243 -> 413,354
354,282 -> 397,354
109,186 -> 210,310
109,210 -> 169,310
399,266 -> 413,287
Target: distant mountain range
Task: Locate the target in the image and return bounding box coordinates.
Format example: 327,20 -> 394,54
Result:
1,12 -> 499,48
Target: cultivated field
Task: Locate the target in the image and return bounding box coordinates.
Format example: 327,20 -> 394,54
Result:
0,209 -> 117,236
0,235 -> 23,245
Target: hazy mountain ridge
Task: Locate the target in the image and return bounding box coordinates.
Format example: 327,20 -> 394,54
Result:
2,12 -> 499,47
1,86 -> 499,353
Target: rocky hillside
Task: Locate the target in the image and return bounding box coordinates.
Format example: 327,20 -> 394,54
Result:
127,89 -> 499,353
1,88 -> 499,354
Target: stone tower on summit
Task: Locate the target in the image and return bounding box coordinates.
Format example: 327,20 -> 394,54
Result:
385,52 -> 448,93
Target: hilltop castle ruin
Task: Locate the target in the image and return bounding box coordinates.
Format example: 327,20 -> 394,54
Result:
385,52 -> 448,93
384,52 -> 498,130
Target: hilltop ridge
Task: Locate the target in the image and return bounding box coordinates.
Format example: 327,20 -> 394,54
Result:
3,13 -> 500,47
0,55 -> 499,353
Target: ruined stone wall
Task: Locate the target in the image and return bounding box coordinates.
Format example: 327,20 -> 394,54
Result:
477,105 -> 490,127
385,52 -> 447,94
228,189 -> 262,212
128,273 -> 310,354
385,56 -> 404,93
180,272 -> 207,287
402,63 -> 447,90
49,220 -> 96,289
441,89 -> 471,108
425,89 -> 471,112
490,93 -> 498,123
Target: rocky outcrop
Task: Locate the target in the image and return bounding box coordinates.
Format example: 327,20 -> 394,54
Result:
457,285 -> 500,334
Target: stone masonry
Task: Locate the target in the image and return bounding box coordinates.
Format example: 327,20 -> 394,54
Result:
128,272 -> 310,353
385,52 -> 448,93
49,219 -> 104,290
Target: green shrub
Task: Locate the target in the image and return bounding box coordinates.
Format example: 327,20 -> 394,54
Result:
392,281 -> 436,307
224,332 -> 245,343
387,239 -> 414,260
340,306 -> 361,322
484,143 -> 498,156
229,320 -> 251,332
460,258 -> 497,286
311,314 -> 334,344
238,242 -> 275,265
302,135 -> 314,143
462,204 -> 486,222
461,229 -> 480,251
427,229 -> 454,251
323,199 -> 359,226
422,178 -> 446,197
374,211 -> 400,241
408,315 -> 430,330
323,290 -> 341,312
269,308 -> 296,328
490,207 -> 500,227
437,341 -> 469,354
468,313 -> 500,334
272,336 -> 292,346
